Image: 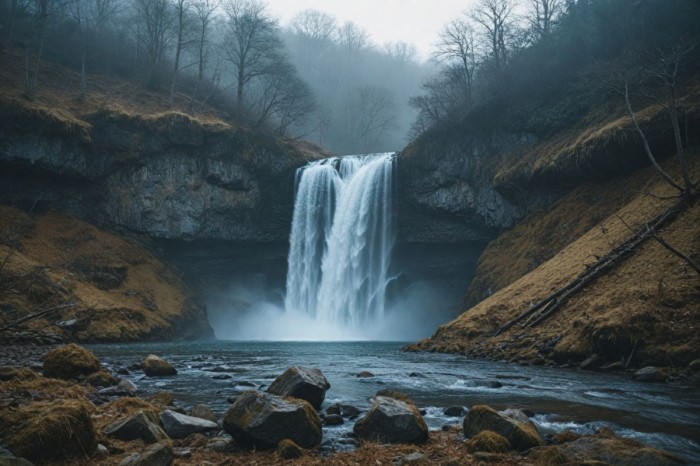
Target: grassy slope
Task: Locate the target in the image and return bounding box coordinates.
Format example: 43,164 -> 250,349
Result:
0,205 -> 211,341
409,156 -> 700,370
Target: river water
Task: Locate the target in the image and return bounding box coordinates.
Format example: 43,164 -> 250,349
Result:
89,340 -> 700,462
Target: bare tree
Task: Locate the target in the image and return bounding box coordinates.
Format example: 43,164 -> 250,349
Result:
470,0 -> 517,73
384,41 -> 418,65
188,0 -> 219,112
340,85 -> 397,151
223,0 -> 280,109
337,21 -> 371,52
618,42 -> 698,197
133,0 -> 174,86
526,0 -> 562,43
23,0 -> 64,98
68,0 -> 118,100
433,17 -> 478,105
290,9 -> 336,41
168,0 -> 192,107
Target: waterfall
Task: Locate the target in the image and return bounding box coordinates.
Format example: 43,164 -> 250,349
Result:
285,153 -> 395,327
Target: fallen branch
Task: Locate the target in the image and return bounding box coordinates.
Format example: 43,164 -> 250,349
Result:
493,196 -> 695,336
0,302 -> 74,332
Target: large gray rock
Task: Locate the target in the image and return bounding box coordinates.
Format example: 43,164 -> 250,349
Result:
119,441 -> 173,466
353,396 -> 428,444
160,409 -> 218,439
222,390 -> 322,449
104,411 -> 169,444
188,404 -> 218,424
463,405 -> 541,452
267,367 -> 330,409
142,355 -> 177,377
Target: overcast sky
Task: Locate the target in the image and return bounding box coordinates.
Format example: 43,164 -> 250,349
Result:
266,0 -> 477,61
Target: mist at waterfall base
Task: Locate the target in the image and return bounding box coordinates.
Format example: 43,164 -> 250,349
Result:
207,153 -> 455,341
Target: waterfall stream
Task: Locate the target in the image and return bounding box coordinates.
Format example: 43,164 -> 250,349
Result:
285,153 -> 395,328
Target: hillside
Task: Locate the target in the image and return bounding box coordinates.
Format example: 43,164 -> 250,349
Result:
0,205 -> 212,342
407,154 -> 700,376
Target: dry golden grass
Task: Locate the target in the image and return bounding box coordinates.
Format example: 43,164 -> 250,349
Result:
412,155 -> 700,368
0,205 -> 207,342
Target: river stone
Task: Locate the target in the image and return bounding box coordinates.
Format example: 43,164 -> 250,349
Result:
443,406 -> 465,417
557,436 -> 686,466
463,405 -> 542,451
267,367 -> 330,409
84,370 -> 119,387
324,414 -> 344,425
142,355 -> 177,377
118,379 -> 139,393
104,411 -> 169,443
222,390 -> 322,449
395,452 -> 429,465
357,371 -> 375,378
353,396 -> 428,444
119,441 -> 173,466
189,404 -> 218,424
276,439 -> 304,459
160,409 -> 218,439
42,344 -> 100,380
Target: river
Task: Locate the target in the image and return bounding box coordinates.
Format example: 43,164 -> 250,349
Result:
89,340 -> 700,462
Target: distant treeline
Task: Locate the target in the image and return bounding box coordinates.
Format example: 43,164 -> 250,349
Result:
0,0 -> 429,154
412,0 -> 700,138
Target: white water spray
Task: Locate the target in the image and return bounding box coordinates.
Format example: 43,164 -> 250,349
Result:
285,153 -> 396,329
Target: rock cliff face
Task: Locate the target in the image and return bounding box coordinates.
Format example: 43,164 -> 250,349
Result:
397,128 -> 538,243
0,106 -> 315,243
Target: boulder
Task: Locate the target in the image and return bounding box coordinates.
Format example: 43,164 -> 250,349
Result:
119,441 -> 173,466
1,399 -> 97,463
160,409 -> 218,439
276,439 -> 304,460
104,411 -> 169,443
142,355 -> 177,377
188,404 -> 218,424
0,449 -> 34,466
324,414 -> 344,425
42,344 -> 100,380
357,371 -> 375,378
117,379 -> 139,393
464,431 -> 511,453
326,403 -> 360,418
463,405 -> 542,452
84,370 -> 119,387
222,390 -> 322,449
443,406 -> 465,417
557,436 -> 686,466
353,396 -> 428,444
267,367 -> 330,409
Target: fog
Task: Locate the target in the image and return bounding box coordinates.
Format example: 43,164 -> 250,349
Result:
206,276 -> 459,341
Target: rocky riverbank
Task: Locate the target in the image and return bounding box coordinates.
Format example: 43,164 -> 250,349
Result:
0,344 -> 689,465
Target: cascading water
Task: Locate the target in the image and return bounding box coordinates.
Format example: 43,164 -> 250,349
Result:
285,153 -> 395,329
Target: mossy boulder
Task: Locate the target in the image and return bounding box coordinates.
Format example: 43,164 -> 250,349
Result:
353,395 -> 428,444
0,367 -> 39,381
465,430 -> 512,453
43,344 -> 100,380
267,367 -> 330,409
0,399 -> 97,463
84,370 -> 119,387
142,355 -> 177,377
222,390 -> 322,449
276,439 -> 304,459
463,405 -> 542,452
